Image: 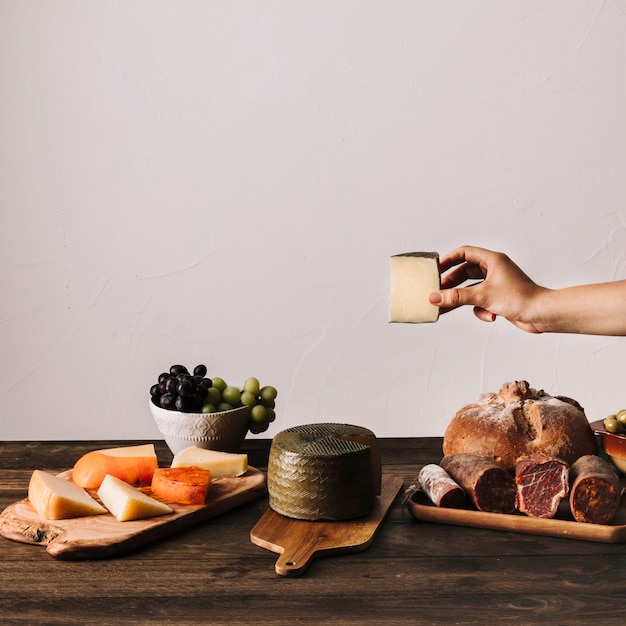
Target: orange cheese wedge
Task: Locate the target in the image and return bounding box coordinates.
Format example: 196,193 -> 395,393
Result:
151,466 -> 211,505
72,444 -> 158,490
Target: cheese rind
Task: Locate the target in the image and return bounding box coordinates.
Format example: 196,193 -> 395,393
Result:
389,251 -> 440,323
72,444 -> 158,490
267,423 -> 380,521
28,470 -> 107,520
97,474 -> 173,522
171,446 -> 248,478
151,466 -> 211,505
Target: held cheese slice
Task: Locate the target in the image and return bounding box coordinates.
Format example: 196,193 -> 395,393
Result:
389,251 -> 440,323
97,474 -> 173,522
267,423 -> 381,521
151,466 -> 211,505
72,443 -> 158,490
28,470 -> 107,520
171,446 -> 248,478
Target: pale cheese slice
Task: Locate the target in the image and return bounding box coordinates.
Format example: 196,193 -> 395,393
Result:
389,252 -> 440,323
28,470 -> 107,520
171,446 -> 248,478
97,474 -> 173,522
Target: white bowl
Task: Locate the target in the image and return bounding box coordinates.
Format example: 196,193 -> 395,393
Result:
150,400 -> 251,455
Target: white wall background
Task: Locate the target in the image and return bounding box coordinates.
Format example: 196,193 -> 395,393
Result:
1,0 -> 625,441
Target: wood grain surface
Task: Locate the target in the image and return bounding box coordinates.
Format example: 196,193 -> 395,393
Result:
3,438 -> 626,626
0,468 -> 267,559
250,474 -> 403,575
407,484 -> 626,542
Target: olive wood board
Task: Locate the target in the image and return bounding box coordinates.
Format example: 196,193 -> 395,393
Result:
0,467 -> 267,559
407,482 -> 626,543
250,474 -> 404,576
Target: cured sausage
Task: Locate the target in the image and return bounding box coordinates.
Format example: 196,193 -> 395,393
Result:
569,454 -> 621,524
440,454 -> 515,514
418,464 -> 466,508
515,454 -> 569,518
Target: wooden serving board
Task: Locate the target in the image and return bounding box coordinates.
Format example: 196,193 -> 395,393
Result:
250,474 -> 403,576
0,468 -> 266,559
407,484 -> 626,543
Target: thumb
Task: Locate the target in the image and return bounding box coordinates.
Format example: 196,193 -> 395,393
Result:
428,287 -> 472,310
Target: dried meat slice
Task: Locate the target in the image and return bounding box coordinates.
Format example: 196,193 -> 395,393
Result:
515,454 -> 569,518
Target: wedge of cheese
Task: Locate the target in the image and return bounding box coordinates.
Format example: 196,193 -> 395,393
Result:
97,474 -> 173,522
28,470 -> 107,520
389,251 -> 440,323
171,446 -> 248,478
72,443 -> 158,490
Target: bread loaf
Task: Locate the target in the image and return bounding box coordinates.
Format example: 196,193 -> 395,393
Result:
442,381 -> 597,472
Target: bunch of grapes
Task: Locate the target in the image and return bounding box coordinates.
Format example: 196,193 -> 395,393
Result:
150,364 -> 277,434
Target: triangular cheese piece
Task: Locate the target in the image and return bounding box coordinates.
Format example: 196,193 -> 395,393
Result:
97,474 -> 173,522
28,470 -> 107,520
171,446 -> 248,477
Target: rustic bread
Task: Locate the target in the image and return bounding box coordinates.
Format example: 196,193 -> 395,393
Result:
442,381 -> 597,471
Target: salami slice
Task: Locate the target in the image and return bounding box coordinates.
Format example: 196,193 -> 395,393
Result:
515,454 -> 569,518
418,464 -> 466,508
569,454 -> 621,524
440,454 -> 515,513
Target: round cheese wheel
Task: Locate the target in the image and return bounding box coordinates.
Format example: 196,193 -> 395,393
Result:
267,423 -> 380,521
442,380 -> 598,471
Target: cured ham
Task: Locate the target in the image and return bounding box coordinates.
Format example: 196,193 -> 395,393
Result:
515,455 -> 569,519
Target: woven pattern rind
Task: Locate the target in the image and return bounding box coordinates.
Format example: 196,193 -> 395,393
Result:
267,423 -> 377,521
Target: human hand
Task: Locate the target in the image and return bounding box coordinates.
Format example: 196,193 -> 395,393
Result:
428,245 -> 547,333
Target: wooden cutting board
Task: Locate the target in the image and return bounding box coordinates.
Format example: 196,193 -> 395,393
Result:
250,474 -> 403,576
0,468 -> 266,559
407,483 -> 626,543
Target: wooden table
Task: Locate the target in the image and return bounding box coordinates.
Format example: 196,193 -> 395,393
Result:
2,438 -> 626,625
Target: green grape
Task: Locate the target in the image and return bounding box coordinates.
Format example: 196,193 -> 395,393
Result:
250,404 -> 268,423
265,408 -> 276,422
243,377 -> 261,396
260,385 -> 278,403
221,385 -> 242,406
241,390 -> 257,406
201,403 -> 217,414
205,386 -> 221,405
211,377 -> 228,393
217,401 -> 233,412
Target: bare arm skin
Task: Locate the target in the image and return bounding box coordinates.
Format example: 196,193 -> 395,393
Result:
428,245 -> 626,336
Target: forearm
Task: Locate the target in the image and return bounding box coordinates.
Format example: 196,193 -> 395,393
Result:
531,281 -> 626,335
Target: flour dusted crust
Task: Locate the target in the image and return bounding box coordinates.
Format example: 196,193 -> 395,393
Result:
267,423 -> 381,521
442,381 -> 598,472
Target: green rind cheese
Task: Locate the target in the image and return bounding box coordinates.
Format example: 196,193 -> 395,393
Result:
267,423 -> 380,521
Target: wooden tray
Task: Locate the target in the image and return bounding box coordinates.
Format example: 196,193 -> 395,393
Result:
407,485 -> 626,543
0,468 -> 266,559
250,474 -> 404,576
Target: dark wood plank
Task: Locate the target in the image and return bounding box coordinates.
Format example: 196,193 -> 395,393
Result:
2,439 -> 626,625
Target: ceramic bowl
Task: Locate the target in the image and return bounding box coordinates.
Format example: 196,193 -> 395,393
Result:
590,419 -> 626,473
150,400 -> 251,455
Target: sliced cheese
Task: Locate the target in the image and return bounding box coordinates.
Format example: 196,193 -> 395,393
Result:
28,470 -> 107,520
97,474 -> 173,522
151,466 -> 211,505
389,251 -> 440,323
171,446 -> 248,478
